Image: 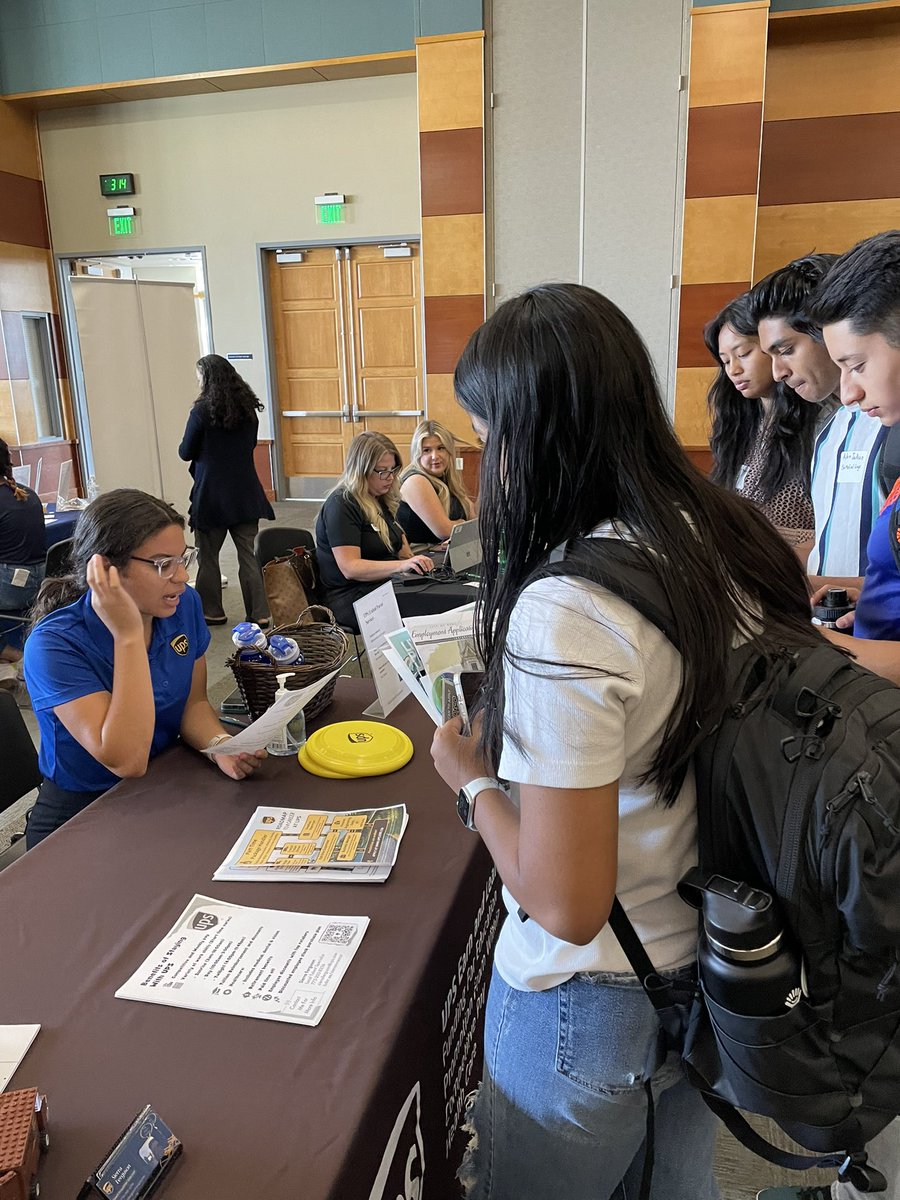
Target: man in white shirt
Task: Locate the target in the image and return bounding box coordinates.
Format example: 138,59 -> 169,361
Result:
749,255 -> 887,587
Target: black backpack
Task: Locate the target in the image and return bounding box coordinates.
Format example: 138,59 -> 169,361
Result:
538,538 -> 900,1194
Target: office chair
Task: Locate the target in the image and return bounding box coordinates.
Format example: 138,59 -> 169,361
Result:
45,537 -> 75,578
0,691 -> 40,871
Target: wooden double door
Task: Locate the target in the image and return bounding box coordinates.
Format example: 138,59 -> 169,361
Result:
268,243 -> 423,497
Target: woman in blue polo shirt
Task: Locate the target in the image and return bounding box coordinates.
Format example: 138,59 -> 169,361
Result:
23,488 -> 265,848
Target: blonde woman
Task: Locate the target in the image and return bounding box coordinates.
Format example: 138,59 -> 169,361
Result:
397,420 -> 474,545
315,432 -> 434,627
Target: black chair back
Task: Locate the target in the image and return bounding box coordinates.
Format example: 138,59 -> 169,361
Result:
0,691 -> 40,815
45,537 -> 75,578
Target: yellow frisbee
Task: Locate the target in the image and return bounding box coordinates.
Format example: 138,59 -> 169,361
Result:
297,742 -> 355,778
304,720 -> 414,777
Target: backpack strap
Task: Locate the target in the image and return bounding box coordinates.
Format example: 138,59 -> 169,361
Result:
607,900 -> 846,1192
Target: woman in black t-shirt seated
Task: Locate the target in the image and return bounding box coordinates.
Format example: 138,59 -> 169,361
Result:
397,420 -> 474,546
0,438 -> 46,670
316,432 -> 434,627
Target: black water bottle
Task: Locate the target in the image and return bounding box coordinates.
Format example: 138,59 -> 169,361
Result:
811,587 -> 855,630
686,873 -> 804,1016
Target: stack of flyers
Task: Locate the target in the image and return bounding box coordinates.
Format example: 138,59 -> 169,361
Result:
213,805 -> 408,884
381,605 -> 483,726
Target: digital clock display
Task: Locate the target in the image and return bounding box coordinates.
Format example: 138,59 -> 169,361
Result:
99,173 -> 135,197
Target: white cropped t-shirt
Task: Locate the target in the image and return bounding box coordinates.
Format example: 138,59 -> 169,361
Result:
493,527 -> 700,991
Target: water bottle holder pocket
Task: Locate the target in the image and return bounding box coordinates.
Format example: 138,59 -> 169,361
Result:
684,991 -> 851,1129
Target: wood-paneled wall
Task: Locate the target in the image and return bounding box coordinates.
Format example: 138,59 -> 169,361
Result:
674,1 -> 769,448
0,96 -> 77,497
416,31 -> 485,448
754,8 -> 900,277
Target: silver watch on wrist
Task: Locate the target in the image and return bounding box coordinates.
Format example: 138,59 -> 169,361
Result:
456,776 -> 500,831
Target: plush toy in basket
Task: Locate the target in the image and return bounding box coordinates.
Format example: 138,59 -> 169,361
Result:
227,606 -> 349,723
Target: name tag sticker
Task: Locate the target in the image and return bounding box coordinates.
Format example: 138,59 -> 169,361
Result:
838,450 -> 868,484
11,568 -> 30,587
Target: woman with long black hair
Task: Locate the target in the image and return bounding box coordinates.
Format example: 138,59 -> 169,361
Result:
178,354 -> 274,626
705,292 -> 821,549
430,284 -> 822,1200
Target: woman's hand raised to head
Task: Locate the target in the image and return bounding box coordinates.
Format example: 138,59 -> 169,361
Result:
87,554 -> 145,642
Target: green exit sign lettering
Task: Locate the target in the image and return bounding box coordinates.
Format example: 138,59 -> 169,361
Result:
99,173 -> 135,197
316,203 -> 344,225
108,214 -> 135,237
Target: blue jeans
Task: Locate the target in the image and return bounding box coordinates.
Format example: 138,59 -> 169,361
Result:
0,561 -> 44,650
460,964 -> 721,1200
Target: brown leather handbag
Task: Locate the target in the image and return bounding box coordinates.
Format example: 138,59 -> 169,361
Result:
261,546 -> 320,627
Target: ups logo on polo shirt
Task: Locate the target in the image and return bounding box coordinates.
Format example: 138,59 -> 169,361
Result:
170,634 -> 190,656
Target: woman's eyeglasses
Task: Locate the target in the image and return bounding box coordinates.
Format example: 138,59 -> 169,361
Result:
371,467 -> 400,479
130,548 -> 199,578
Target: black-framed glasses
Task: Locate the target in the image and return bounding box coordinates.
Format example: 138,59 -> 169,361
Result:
130,548 -> 198,578
371,466 -> 400,479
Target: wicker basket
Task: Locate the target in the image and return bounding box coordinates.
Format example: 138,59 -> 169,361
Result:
227,606 -> 350,723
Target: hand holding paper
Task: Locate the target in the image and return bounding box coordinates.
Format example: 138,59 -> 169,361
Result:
203,669 -> 340,755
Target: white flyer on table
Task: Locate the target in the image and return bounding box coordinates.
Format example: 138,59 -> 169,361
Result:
0,1024 -> 40,1091
352,581 -> 406,718
203,669 -> 340,756
115,894 -> 368,1027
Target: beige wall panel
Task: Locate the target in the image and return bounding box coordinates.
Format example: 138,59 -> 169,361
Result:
38,74 -> 420,439
417,36 -> 484,132
674,365 -> 717,445
425,372 -> 473,445
490,0 -> 584,296
0,101 -> 41,180
0,381 -> 15,443
0,243 -> 55,313
682,195 -> 757,284
689,7 -> 767,109
765,24 -> 900,122
421,214 -> 485,297
10,380 -> 38,444
754,197 -> 900,279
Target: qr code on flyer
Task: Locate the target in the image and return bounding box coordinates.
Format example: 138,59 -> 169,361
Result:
321,922 -> 358,947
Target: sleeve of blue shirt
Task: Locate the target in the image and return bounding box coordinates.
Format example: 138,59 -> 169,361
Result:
25,610 -> 112,714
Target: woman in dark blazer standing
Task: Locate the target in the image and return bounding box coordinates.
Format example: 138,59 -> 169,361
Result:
178,354 -> 275,626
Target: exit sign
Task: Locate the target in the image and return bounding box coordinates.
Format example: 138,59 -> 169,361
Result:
316,202 -> 344,225
108,214 -> 135,237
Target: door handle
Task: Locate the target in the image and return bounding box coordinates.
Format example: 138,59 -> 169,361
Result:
356,410 -> 424,418
281,410 -> 343,418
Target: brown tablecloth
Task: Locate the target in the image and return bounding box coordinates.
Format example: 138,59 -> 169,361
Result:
0,679 -> 500,1199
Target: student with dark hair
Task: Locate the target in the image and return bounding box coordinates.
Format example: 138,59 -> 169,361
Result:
23,488 -> 265,848
775,235 -> 900,1200
750,255 -> 887,584
705,292 -> 819,548
0,438 -> 45,673
178,354 -> 274,627
430,283 -> 826,1200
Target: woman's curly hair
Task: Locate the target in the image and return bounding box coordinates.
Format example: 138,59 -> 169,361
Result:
195,354 -> 264,429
